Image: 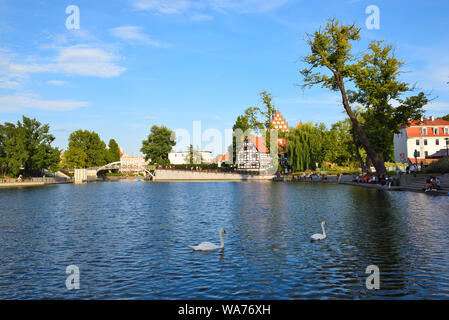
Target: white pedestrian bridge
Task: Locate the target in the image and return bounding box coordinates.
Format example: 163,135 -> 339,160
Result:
74,161 -> 154,183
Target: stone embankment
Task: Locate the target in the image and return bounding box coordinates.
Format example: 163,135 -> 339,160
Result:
153,169 -> 274,181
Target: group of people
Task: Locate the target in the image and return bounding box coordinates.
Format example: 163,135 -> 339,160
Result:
292,173 -> 328,181
352,173 -> 394,187
405,164 -> 419,177
423,176 -> 441,192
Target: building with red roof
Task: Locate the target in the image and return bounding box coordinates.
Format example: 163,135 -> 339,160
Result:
236,136 -> 274,171
271,111 -> 289,132
393,116 -> 449,164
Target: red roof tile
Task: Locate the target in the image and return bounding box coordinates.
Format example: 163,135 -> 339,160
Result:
248,136 -> 268,153
404,118 -> 449,137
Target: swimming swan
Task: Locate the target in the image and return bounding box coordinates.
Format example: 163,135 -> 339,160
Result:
190,228 -> 226,251
310,221 -> 326,241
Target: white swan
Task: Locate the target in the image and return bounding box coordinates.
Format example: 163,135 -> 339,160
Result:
310,221 -> 326,241
190,228 -> 227,251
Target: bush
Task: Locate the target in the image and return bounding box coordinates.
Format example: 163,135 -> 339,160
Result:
424,158 -> 449,174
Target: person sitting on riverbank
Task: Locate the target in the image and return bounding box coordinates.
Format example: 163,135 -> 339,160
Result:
430,176 -> 441,190
423,177 -> 435,192
434,177 -> 441,190
361,174 -> 371,183
352,175 -> 361,183
386,175 -> 393,188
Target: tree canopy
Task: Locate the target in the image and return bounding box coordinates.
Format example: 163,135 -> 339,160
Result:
0,116 -> 60,177
63,130 -> 108,169
300,19 -> 428,176
106,139 -> 121,163
141,125 -> 176,165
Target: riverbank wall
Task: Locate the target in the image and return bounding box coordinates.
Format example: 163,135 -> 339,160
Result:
153,169 -> 274,181
0,177 -> 72,188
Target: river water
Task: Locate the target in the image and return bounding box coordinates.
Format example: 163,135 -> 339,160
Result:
0,181 -> 448,299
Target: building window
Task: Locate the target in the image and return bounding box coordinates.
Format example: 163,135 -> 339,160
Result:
436,139 -> 439,145
425,151 -> 428,157
422,128 -> 428,135
445,128 -> 449,134
417,151 -> 421,157
424,139 -> 428,145
416,139 -> 420,146
433,128 -> 439,135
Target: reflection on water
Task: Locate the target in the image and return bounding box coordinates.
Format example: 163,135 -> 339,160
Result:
0,181 -> 448,299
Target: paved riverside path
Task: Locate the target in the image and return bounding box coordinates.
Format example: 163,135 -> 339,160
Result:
0,177 -> 72,188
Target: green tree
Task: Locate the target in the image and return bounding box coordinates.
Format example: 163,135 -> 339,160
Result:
0,124 -> 7,176
287,123 -> 326,171
300,19 -> 428,176
106,139 -> 121,163
64,130 -> 107,169
0,123 -> 27,176
242,91 -> 277,133
324,120 -> 355,166
141,125 -> 176,165
440,114 -> 449,121
0,116 -> 60,176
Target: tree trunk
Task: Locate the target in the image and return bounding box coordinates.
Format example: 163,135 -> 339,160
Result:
336,75 -> 387,177
355,146 -> 366,173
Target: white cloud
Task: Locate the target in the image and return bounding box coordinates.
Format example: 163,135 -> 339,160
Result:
0,45 -> 126,82
190,13 -> 213,21
52,45 -> 126,77
0,94 -> 88,112
0,77 -> 20,89
131,0 -> 289,16
210,0 -> 289,13
47,80 -> 69,86
133,0 -> 192,14
425,101 -> 449,112
109,26 -> 168,47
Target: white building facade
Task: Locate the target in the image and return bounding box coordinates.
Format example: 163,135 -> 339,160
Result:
236,136 -> 273,171
168,151 -> 212,165
393,117 -> 449,164
120,154 -> 149,173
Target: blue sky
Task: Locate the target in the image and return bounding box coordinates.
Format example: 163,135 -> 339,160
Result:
1,0 -> 449,156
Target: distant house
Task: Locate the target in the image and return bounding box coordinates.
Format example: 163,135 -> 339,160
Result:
168,150 -> 212,164
236,136 -> 273,171
213,152 -> 230,167
393,116 -> 449,164
120,154 -> 149,173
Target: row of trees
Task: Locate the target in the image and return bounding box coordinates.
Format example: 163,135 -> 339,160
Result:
287,121 -> 360,172
234,19 -> 437,175
0,116 -> 61,177
63,130 -> 120,169
0,116 -> 121,177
